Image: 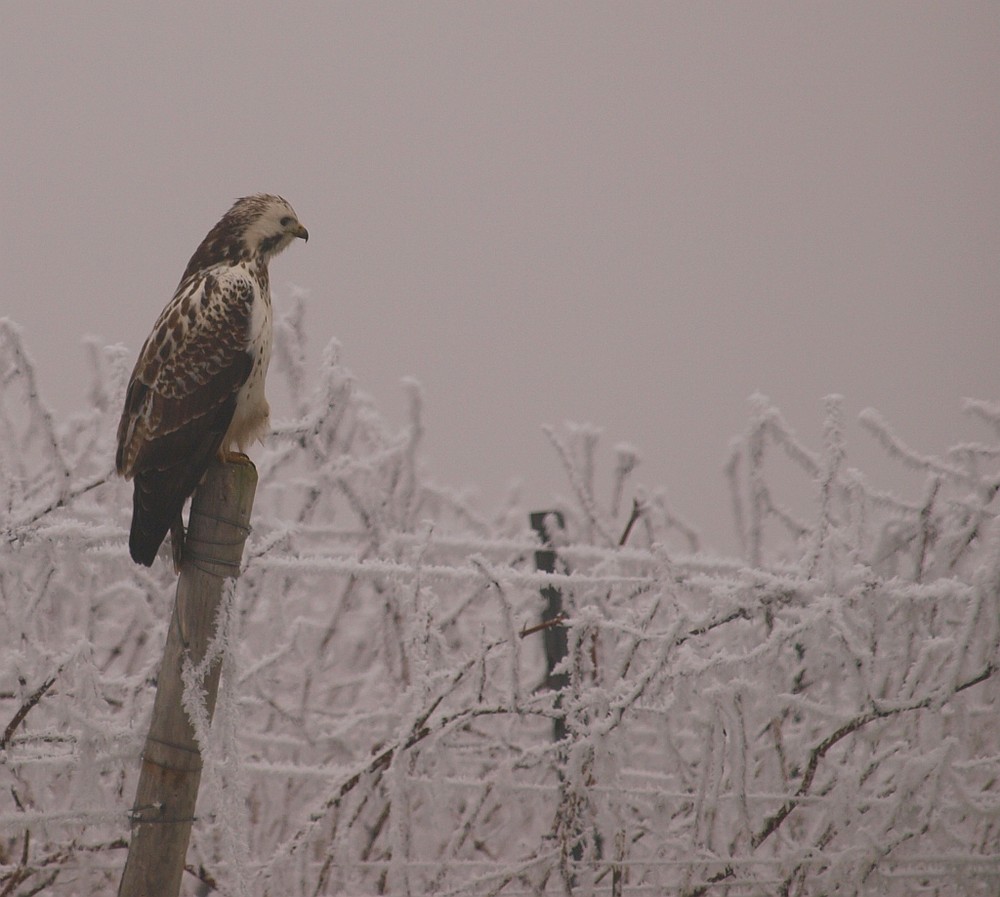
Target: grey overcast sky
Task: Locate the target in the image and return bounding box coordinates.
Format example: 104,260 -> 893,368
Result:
3,2 -> 999,551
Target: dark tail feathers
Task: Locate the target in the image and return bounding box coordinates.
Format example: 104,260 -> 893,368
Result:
128,471 -> 189,566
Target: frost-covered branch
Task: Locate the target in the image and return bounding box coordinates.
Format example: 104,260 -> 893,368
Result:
0,672 -> 59,752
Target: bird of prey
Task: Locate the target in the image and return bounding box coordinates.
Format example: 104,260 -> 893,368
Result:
116,194 -> 308,568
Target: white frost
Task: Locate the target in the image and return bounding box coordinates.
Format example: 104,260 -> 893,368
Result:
1,304 -> 998,896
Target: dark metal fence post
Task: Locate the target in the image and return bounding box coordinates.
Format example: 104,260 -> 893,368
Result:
530,510 -> 567,741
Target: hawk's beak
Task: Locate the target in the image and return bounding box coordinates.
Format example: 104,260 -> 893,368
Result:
294,223 -> 309,242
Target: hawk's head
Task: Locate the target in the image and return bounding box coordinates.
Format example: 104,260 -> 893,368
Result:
234,194 -> 309,259
181,193 -> 308,281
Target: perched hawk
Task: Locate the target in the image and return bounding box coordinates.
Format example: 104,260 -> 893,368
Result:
116,194 -> 308,567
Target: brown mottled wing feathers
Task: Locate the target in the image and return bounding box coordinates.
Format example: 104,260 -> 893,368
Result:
117,274 -> 254,565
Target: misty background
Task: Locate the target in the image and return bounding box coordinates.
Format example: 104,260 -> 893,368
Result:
4,2 -> 998,552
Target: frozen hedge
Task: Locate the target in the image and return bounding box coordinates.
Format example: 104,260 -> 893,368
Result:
1,306 -> 998,896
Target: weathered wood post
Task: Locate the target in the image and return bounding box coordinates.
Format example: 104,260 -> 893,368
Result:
118,461 -> 257,897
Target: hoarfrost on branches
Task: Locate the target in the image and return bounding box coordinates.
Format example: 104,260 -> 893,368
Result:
1,305 -> 998,896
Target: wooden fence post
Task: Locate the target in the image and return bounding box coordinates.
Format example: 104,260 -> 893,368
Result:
118,461 -> 257,897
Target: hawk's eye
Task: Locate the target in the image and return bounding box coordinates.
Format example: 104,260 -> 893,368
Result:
280,216 -> 293,227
